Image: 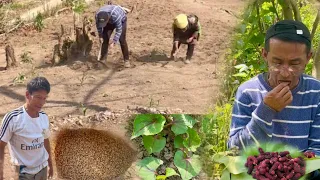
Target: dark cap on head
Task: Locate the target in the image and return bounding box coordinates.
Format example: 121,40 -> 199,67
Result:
265,20 -> 311,44
97,11 -> 110,28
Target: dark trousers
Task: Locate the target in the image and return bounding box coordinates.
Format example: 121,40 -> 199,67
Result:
17,166 -> 47,180
170,40 -> 195,60
100,19 -> 129,61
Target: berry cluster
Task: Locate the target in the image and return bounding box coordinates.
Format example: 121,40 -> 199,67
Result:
245,148 -> 315,180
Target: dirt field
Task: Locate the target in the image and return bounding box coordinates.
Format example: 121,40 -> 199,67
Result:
0,0 -> 246,179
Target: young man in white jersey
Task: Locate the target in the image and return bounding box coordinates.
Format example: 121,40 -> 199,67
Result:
0,77 -> 53,180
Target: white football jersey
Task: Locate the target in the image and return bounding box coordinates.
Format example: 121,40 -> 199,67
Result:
0,106 -> 50,174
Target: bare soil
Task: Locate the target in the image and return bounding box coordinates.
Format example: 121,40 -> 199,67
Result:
0,0 -> 246,179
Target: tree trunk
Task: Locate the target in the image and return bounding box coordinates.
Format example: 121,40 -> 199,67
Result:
5,43 -> 17,70
271,0 -> 280,21
312,41 -> 320,79
289,0 -> 301,21
281,0 -> 294,20
51,15 -> 94,66
256,1 -> 263,34
311,10 -> 320,41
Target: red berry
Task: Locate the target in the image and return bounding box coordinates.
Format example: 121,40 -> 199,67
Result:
279,157 -> 287,162
293,162 -> 300,173
276,171 -> 284,178
258,147 -> 265,154
280,151 -> 290,157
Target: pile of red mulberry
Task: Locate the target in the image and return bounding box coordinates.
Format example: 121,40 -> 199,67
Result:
245,147 -> 316,180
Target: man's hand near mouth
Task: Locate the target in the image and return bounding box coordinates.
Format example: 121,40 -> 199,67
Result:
264,82 -> 293,112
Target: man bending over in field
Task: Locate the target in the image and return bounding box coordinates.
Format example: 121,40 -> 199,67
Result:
171,13 -> 201,64
95,4 -> 131,68
228,20 -> 320,155
0,77 -> 53,180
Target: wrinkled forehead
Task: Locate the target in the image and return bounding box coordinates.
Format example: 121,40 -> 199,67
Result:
269,38 -> 308,54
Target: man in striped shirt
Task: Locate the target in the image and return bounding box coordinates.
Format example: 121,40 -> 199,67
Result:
0,77 -> 53,179
228,20 -> 320,157
96,4 -> 130,68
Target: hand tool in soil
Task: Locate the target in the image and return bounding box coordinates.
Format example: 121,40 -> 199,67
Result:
172,42 -> 180,60
94,38 -> 107,67
97,38 -> 102,61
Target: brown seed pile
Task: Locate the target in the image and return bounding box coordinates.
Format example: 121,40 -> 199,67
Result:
54,128 -> 138,180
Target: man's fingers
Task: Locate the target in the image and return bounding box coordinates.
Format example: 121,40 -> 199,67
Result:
278,85 -> 290,97
284,93 -> 293,105
282,90 -> 292,102
273,82 -> 290,93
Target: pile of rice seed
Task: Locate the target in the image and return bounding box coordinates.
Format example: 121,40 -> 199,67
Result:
54,128 -> 138,179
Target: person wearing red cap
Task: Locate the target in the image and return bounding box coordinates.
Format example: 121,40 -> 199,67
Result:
170,14 -> 201,64
95,4 -> 131,68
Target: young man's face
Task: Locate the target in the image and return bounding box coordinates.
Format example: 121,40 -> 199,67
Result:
262,38 -> 312,90
26,89 -> 48,112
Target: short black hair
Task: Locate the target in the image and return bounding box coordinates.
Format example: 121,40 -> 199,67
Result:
264,20 -> 311,54
27,77 -> 50,94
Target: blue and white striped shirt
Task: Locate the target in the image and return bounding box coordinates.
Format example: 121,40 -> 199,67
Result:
228,73 -> 320,155
95,5 -> 126,43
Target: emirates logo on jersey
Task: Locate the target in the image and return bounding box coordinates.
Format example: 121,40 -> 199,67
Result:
21,138 -> 44,150
32,138 -> 39,143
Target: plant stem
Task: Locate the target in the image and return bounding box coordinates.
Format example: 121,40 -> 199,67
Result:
312,40 -> 320,79
164,122 -> 173,129
255,1 -> 263,34
281,0 -> 294,20
311,9 -> 320,41
271,0 -> 280,21
289,0 -> 301,21
163,114 -> 171,122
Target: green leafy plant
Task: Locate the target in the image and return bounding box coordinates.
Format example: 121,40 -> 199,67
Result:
64,0 -> 86,14
96,0 -> 106,7
79,102 -> 87,116
13,73 -> 26,84
10,2 -> 25,9
232,64 -> 257,83
20,51 -> 33,64
78,71 -> 88,86
200,104 -> 233,178
148,95 -> 160,108
34,12 -> 44,32
132,114 -> 202,180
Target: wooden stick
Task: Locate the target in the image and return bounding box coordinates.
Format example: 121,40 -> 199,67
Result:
55,7 -> 71,16
0,20 -> 24,37
97,39 -> 102,61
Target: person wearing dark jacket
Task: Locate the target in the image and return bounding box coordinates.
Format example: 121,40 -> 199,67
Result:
95,4 -> 131,68
170,14 -> 201,64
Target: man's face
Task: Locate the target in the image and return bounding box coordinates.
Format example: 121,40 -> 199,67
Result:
26,89 -> 48,112
262,38 -> 312,90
